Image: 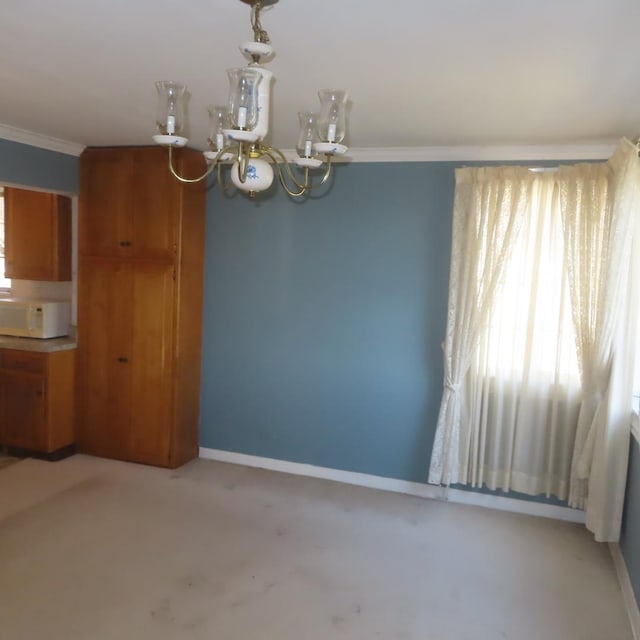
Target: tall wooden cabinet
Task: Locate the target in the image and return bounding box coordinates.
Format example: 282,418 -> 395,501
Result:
77,147 -> 206,468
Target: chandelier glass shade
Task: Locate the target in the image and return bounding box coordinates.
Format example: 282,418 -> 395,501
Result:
152,0 -> 349,199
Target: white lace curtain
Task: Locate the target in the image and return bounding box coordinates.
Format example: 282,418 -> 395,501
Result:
559,140 -> 640,538
429,139 -> 640,541
428,166 -> 532,487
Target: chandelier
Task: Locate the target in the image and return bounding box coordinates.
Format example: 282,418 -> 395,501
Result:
152,0 -> 349,199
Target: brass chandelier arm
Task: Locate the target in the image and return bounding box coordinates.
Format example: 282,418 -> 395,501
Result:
314,154 -> 334,188
261,146 -> 307,191
274,162 -> 310,197
259,146 -> 336,197
268,145 -> 335,189
167,145 -> 217,184
236,142 -> 250,184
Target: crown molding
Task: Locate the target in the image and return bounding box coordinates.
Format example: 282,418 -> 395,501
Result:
0,125 -> 617,163
342,143 -> 618,163
280,143 -> 617,163
0,123 -> 85,157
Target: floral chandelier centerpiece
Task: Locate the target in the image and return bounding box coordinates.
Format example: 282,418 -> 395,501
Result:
152,0 -> 349,199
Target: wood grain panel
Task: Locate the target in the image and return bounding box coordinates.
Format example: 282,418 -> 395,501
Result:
0,369 -> 46,450
4,187 -> 71,281
77,260 -> 133,459
130,148 -> 178,260
79,149 -> 133,258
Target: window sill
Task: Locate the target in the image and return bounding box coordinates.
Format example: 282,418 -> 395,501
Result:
632,412 -> 640,445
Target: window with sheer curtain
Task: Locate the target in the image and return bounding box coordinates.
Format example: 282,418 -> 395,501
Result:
428,139 -> 640,542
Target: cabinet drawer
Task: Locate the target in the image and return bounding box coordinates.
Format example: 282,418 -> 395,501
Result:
1,350 -> 46,374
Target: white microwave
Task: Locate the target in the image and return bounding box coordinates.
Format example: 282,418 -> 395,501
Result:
0,299 -> 71,339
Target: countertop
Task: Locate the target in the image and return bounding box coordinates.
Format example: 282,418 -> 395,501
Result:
0,335 -> 77,352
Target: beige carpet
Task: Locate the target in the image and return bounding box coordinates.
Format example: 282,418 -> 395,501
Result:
0,454 -> 633,640
0,454 -> 20,470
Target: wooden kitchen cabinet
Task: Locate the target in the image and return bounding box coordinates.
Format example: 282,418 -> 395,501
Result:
4,187 -> 72,281
77,260 -> 177,465
79,147 -> 181,260
0,348 -> 75,455
77,146 -> 205,468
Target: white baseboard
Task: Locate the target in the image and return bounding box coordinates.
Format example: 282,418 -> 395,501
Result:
199,447 -> 585,524
444,485 -> 585,523
610,543 -> 640,639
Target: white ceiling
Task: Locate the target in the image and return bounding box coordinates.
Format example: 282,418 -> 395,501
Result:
1,0 -> 639,154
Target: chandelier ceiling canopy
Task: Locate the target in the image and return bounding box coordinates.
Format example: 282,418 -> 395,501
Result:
153,0 -> 350,199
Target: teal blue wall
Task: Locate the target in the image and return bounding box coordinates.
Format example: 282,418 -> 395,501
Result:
200,162 -> 454,481
621,438 -> 640,610
199,160 -> 571,505
0,139 -> 78,193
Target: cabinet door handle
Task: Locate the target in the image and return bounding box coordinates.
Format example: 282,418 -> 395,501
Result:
118,241 -> 132,247
117,357 -> 129,363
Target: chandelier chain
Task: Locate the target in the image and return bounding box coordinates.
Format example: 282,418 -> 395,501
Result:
251,1 -> 270,44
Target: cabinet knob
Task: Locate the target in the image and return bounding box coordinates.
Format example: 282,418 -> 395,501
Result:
117,357 -> 129,363
118,241 -> 132,247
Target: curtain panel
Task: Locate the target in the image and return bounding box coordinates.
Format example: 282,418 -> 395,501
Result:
558,139 -> 640,539
428,166 -> 533,486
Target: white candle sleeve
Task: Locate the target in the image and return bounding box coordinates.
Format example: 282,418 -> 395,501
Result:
238,107 -> 247,129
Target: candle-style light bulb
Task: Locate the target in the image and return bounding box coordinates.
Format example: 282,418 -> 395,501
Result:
317,89 -> 348,144
155,81 -> 187,136
327,104 -> 339,143
296,112 -> 318,158
208,105 -> 230,151
227,68 -> 262,131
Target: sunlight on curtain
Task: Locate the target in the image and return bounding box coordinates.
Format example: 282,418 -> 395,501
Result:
428,166 -> 533,486
467,176 -> 582,498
